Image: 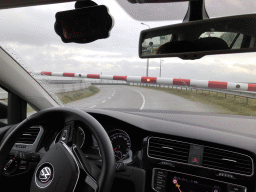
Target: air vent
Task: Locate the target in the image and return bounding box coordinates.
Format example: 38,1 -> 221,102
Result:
203,147 -> 253,176
148,137 -> 190,163
16,127 -> 41,144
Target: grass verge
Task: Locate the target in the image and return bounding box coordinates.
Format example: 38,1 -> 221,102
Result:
133,85 -> 256,116
0,86 -> 100,115
56,85 -> 100,104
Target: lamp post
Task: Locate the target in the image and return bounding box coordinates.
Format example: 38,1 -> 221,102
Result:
141,23 -> 150,77
160,59 -> 164,77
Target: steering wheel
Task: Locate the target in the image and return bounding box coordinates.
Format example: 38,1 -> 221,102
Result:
0,107 -> 115,192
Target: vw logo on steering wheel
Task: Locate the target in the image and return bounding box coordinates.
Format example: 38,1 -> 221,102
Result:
39,167 -> 52,183
35,163 -> 54,188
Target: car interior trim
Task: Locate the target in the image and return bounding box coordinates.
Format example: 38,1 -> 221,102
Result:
147,136 -> 254,177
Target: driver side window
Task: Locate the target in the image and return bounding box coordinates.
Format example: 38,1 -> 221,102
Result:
0,88 -> 8,127
0,86 -> 37,127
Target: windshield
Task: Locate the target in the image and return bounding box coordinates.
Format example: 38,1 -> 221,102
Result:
1,0 -> 256,117
205,0 -> 256,18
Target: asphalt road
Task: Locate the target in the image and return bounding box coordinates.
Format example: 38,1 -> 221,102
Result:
65,85 -> 219,113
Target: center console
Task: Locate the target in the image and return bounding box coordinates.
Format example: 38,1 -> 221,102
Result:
152,168 -> 247,192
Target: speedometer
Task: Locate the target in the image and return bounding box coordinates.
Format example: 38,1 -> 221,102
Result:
109,130 -> 131,162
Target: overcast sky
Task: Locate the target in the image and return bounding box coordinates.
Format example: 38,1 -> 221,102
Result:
0,0 -> 256,83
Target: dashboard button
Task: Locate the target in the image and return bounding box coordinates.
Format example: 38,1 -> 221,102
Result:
19,160 -> 28,170
153,169 -> 167,192
190,156 -> 200,164
227,184 -> 246,192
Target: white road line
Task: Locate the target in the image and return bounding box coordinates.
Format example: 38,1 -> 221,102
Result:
125,87 -> 145,110
108,97 -> 111,99
101,100 -> 106,103
89,105 -> 96,108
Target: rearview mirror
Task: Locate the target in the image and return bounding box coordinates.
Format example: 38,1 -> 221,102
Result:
139,14 -> 256,60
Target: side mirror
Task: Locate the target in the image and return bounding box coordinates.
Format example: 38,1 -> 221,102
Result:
54,5 -> 114,44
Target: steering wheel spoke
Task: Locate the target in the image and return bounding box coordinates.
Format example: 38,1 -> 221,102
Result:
72,144 -> 99,192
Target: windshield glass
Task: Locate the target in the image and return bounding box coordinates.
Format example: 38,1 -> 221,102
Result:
1,0 -> 256,117
205,0 -> 256,18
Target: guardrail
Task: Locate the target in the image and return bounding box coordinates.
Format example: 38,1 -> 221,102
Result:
31,71 -> 256,92
131,83 -> 256,104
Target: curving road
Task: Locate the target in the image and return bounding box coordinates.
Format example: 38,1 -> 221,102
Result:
65,85 -> 220,113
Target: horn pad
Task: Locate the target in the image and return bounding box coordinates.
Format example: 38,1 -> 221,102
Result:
30,143 -> 79,192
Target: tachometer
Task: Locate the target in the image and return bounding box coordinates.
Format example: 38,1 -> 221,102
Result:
109,130 -> 131,162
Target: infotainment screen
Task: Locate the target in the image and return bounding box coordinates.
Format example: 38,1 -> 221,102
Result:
152,168 -> 246,192
167,173 -> 222,192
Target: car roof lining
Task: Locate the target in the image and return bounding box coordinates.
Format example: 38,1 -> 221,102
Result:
0,0 -> 75,9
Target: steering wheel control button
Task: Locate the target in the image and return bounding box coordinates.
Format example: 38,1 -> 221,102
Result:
30,153 -> 40,162
35,163 -> 54,188
14,151 -> 40,162
115,162 -> 126,172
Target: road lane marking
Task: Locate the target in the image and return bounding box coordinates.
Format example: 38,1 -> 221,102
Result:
125,87 -> 145,110
108,97 -> 111,99
89,105 -> 96,108
111,89 -> 115,97
101,100 -> 106,103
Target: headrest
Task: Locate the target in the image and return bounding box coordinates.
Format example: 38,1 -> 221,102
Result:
193,37 -> 229,51
156,40 -> 199,54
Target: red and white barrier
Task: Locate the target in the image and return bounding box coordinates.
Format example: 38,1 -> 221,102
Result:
31,71 -> 256,92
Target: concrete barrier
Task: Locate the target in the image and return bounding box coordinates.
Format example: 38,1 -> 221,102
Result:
46,82 -> 91,93
0,82 -> 91,100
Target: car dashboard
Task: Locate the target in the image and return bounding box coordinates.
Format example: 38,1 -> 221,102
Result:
5,109 -> 256,192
